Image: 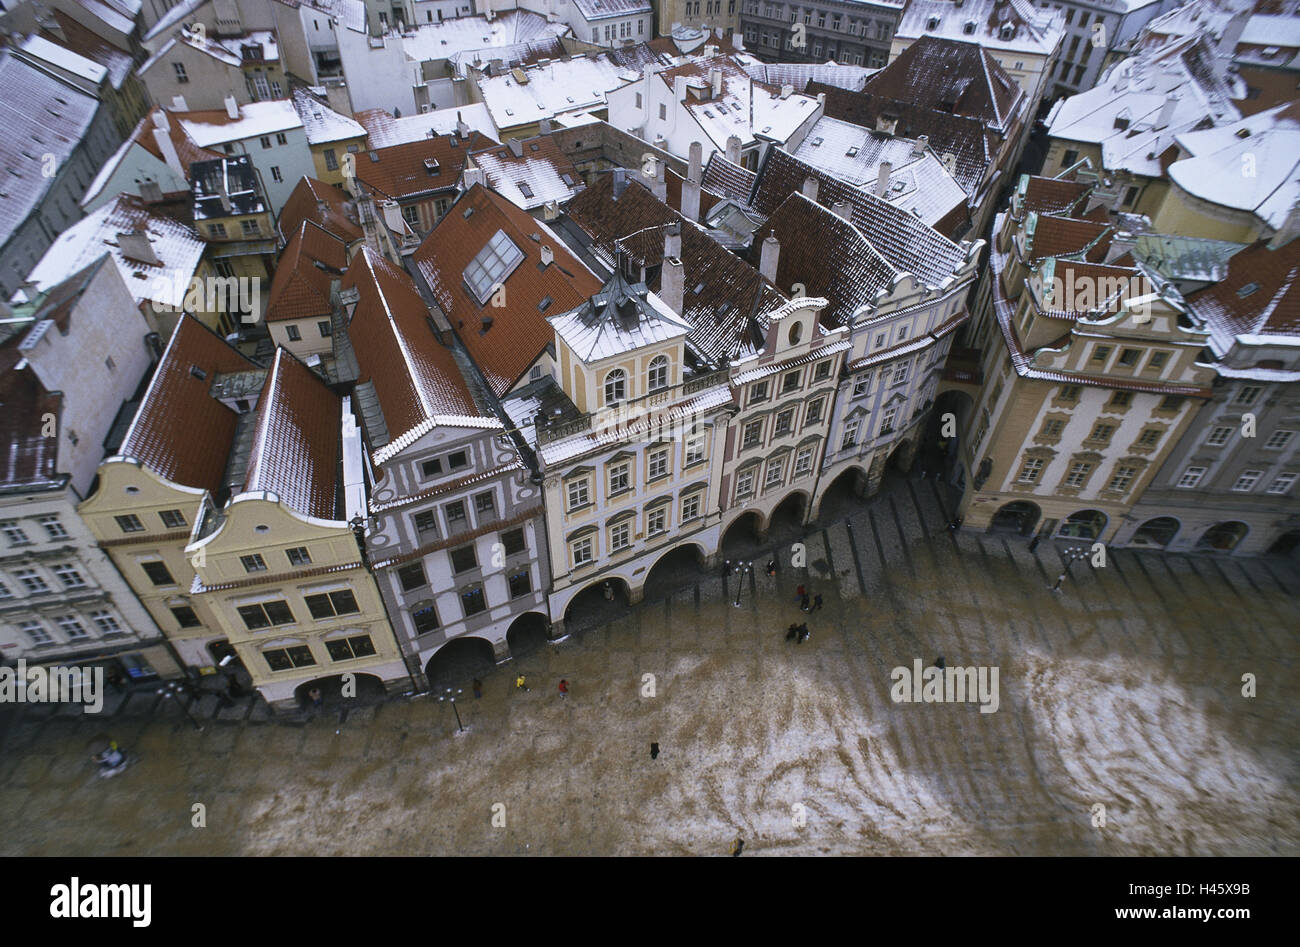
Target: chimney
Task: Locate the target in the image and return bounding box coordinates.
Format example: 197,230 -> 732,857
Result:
705,44 -> 719,58
139,180 -> 163,203
540,245 -> 554,266
831,201 -> 852,220
779,84 -> 794,100
1155,93 -> 1179,130
651,156 -> 667,201
508,138 -> 524,158
710,68 -> 723,99
911,136 -> 927,158
224,95 -> 240,120
876,115 -> 897,135
725,135 -> 742,166
117,229 -> 161,266
456,111 -> 470,139
612,167 -> 629,201
542,200 -> 559,221
663,221 -> 682,260
759,234 -> 780,282
801,176 -> 819,201
688,140 -> 703,183
463,167 -> 486,188
171,94 -> 188,111
539,118 -> 552,135
673,75 -> 688,104
1219,11 -> 1249,57
490,58 -> 504,75
681,174 -> 701,222
876,160 -> 892,197
1268,200 -> 1300,249
152,123 -> 185,179
661,257 -> 685,316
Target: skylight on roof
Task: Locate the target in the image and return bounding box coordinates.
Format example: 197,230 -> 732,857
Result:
464,229 -> 525,305
846,146 -> 858,157
811,137 -> 823,147
1237,282 -> 1260,298
518,181 -> 535,199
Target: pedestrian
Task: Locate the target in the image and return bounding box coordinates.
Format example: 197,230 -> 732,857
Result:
794,583 -> 806,603
515,674 -> 530,692
731,837 -> 745,857
650,742 -> 660,760
766,559 -> 777,576
812,593 -> 824,612
472,678 -> 483,699
799,592 -> 811,611
602,581 -> 613,601
785,623 -> 799,642
558,679 -> 569,699
797,623 -> 810,644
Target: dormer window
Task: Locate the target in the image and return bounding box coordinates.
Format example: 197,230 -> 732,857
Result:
963,20 -> 976,35
926,16 -> 939,30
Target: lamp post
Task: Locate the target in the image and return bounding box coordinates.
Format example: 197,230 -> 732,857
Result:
438,687 -> 464,733
158,680 -> 203,731
1049,545 -> 1090,592
732,560 -> 752,608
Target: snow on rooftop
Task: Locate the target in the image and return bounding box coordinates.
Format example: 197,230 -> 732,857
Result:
355,103 -> 499,148
400,10 -> 569,64
291,88 -> 365,144
470,140 -> 582,210
479,56 -> 636,125
21,35 -> 108,84
177,99 -> 303,146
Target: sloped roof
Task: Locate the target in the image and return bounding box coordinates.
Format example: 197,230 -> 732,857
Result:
119,315 -> 259,493
244,348 -> 341,520
412,184 -> 603,396
737,56 -> 877,93
549,266 -> 690,363
354,103 -> 499,149
862,35 -> 1023,132
344,247 -> 483,453
277,176 -> 363,245
175,100 -> 303,148
0,353 -> 63,490
291,87 -> 366,145
569,0 -> 651,19
1020,174 -> 1092,217
896,0 -> 1065,56
1028,213 -> 1113,262
356,132 -> 493,200
468,135 -> 584,210
41,9 -> 136,88
702,152 -> 757,204
1186,238 -> 1300,344
399,10 -> 569,64
265,221 -> 346,323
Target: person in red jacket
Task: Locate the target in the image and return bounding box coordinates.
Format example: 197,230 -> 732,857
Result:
558,679 -> 569,699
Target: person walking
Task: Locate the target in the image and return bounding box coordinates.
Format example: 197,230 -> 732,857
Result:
786,623 -> 799,642
812,593 -> 824,612
794,583 -> 806,603
650,742 -> 660,760
799,592 -> 811,612
515,674 -> 530,692
472,678 -> 483,699
797,624 -> 810,644
558,679 -> 569,699
602,581 -> 614,601
308,687 -> 323,711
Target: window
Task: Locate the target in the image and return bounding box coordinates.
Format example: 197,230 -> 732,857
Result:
1265,430 -> 1294,450
449,450 -> 469,470
445,500 -> 466,526
572,537 -> 594,566
1091,345 -> 1111,363
53,563 -> 86,588
682,493 -> 702,522
782,370 -> 802,393
749,381 -> 769,404
893,361 -> 910,385
241,553 -> 268,573
173,62 -> 188,83
842,418 -> 860,449
648,449 -> 669,480
141,561 -> 175,586
501,527 -> 526,556
398,563 -> 427,592
1267,473 -> 1297,495
765,459 -> 784,489
57,616 -> 88,640
20,621 -> 52,645
742,420 -> 763,449
402,204 -> 420,225
318,320 -> 332,338
241,219 -> 260,237
463,586 -> 487,616
326,634 -> 376,661
1123,186 -> 1140,208
465,229 -> 525,304
159,509 -> 186,529
1063,462 -> 1093,488
115,514 -> 144,534
286,546 -> 311,566
806,398 -> 824,425
880,405 -> 897,434
270,166 -> 282,183
1137,428 -> 1163,448
264,646 -> 315,671
1018,458 -> 1045,483
475,492 -> 495,517
413,511 -> 438,537
413,605 -> 439,634
1088,423 -> 1115,443
611,522 -> 631,551
874,333 -> 886,348
647,507 -> 668,535
171,605 -> 201,628
735,469 -> 755,499
305,589 -> 360,619
38,515 -> 68,539
685,436 -> 705,466
90,611 -> 123,635
1,519 -> 30,545
659,103 -> 667,121
774,409 -> 794,436
237,600 -> 294,629
1041,419 -> 1065,438
451,545 -> 477,574
209,223 -> 227,239
609,462 -> 630,495
1159,396 -> 1185,412
1232,470 -> 1263,492
1235,386 -> 1262,406
1109,391 -> 1133,409
286,325 -> 301,342
260,136 -> 271,149
648,355 -> 669,391
324,148 -> 338,171
1206,426 -> 1233,447
1118,348 -> 1141,367
813,360 -> 831,381
1177,466 -> 1206,489
604,368 -> 627,404
1059,385 -> 1080,402
509,570 -> 532,598
567,478 -> 590,510
852,375 -> 871,398
421,458 -> 443,478
15,568 -> 50,594
1147,351 -> 1169,371
794,446 -> 814,477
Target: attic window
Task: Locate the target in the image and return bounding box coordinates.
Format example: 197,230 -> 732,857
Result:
190,366 -> 207,381
811,137 -> 824,147
463,206 -> 475,218
518,181 -> 535,198
1237,282 -> 1260,298
846,146 -> 858,157
464,229 -> 525,304
926,16 -> 939,29
1114,115 -> 1130,131
963,20 -> 976,35
560,172 -> 575,186
1235,128 -> 1251,138
529,142 -> 539,151
693,282 -> 705,294
538,295 -> 553,312
505,108 -> 514,116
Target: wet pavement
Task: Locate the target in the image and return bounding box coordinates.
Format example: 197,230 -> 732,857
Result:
2,473 -> 1296,856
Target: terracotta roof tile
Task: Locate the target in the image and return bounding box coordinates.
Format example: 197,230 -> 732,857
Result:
412,184 -> 602,397
1021,175 -> 1091,217
1187,238 -> 1300,339
244,348 -> 341,520
0,357 -> 63,489
119,315 -> 260,493
278,176 -> 363,245
265,220 -> 347,322
1028,214 -> 1113,263
356,133 -> 493,201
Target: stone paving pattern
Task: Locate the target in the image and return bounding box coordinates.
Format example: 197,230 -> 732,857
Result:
1,476 -> 1296,856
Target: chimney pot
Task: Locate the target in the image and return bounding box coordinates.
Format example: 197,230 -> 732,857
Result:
876,160 -> 893,197
759,234 -> 780,282
540,245 -> 554,265
801,176 -> 819,202
831,201 -> 852,220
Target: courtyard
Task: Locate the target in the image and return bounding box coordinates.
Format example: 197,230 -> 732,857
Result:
1,474 -> 1296,856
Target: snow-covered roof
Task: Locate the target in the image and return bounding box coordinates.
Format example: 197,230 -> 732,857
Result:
895,0 -> 1066,57
549,268 -> 691,363
568,0 -> 652,22
791,116 -> 968,226
143,0 -> 205,42
354,103 -> 499,148
735,56 -> 877,94
0,52 -> 100,248
291,87 -> 365,144
400,10 -> 569,64
72,0 -> 136,36
176,99 -> 303,147
1047,34 -> 1242,178
20,193 -> 206,310
302,0 -> 368,35
20,35 -> 108,85
469,136 -> 583,210
478,54 -> 636,127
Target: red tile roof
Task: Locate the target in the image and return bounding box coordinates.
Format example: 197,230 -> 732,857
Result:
412,184 -> 602,397
244,348 -> 341,520
1028,214 -> 1113,263
1187,238 -> 1300,338
120,315 -> 260,493
265,220 -> 347,322
344,247 -> 479,446
0,355 -> 63,490
1021,175 -> 1092,217
356,132 -> 493,201
278,176 -> 363,245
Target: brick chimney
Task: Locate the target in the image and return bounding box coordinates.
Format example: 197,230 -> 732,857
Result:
759,234 -> 780,282
876,160 -> 892,197
725,134 -> 742,166
661,257 -> 685,316
664,221 -> 682,260
801,176 -> 819,201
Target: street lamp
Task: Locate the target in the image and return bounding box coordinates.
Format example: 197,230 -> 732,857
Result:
157,680 -> 203,731
1049,545 -> 1090,592
438,687 -> 464,733
732,560 -> 752,608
